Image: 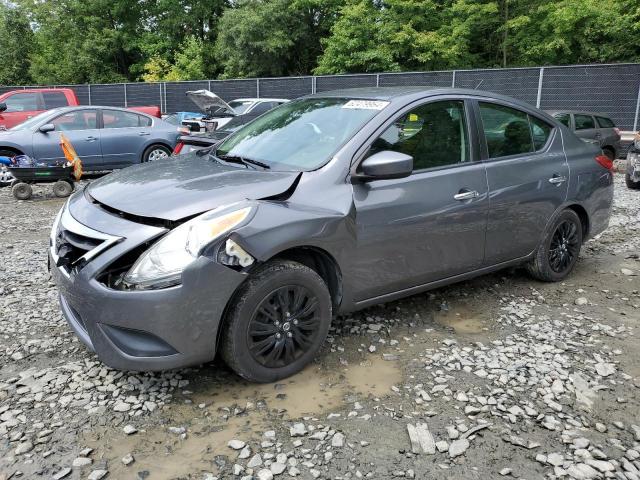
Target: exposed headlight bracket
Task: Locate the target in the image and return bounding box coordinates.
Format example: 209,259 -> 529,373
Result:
224,239 -> 254,267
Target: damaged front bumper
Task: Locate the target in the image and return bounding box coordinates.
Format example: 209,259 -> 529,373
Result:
627,149 -> 640,182
50,192 -> 247,371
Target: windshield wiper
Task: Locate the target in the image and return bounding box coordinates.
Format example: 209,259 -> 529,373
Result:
217,153 -> 270,170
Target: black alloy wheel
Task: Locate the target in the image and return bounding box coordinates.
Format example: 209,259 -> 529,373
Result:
221,260 -> 332,383
548,219 -> 581,273
527,209 -> 583,282
247,285 -> 321,368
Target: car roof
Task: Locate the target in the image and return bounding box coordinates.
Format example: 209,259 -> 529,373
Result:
48,105 -> 155,118
545,109 -> 612,118
303,87 -> 551,116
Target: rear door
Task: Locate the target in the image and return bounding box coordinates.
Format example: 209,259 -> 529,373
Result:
32,109 -> 102,168
352,98 -> 488,301
477,101 -> 568,265
99,109 -> 154,167
0,92 -> 43,128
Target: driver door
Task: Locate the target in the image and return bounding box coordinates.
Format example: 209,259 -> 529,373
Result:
32,109 -> 102,168
351,99 -> 489,301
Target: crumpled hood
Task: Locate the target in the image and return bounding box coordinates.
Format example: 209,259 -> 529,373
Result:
186,90 -> 233,114
87,155 -> 299,221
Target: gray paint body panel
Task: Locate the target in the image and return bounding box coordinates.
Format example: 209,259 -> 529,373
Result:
50,87 -> 614,371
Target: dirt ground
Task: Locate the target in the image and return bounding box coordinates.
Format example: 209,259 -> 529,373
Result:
0,172 -> 639,480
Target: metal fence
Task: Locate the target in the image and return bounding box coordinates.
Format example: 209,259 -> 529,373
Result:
2,63 -> 640,130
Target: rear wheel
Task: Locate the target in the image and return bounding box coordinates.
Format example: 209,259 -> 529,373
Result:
527,209 -> 583,282
221,260 -> 332,383
142,144 -> 171,163
53,180 -> 74,197
625,173 -> 640,190
12,182 -> 32,200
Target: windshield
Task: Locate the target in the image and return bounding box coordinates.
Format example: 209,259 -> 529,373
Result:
9,109 -> 62,131
215,98 -> 387,171
227,100 -> 253,115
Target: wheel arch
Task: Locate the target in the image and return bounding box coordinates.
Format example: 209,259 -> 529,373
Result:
0,145 -> 25,156
141,141 -> 173,161
565,203 -> 590,239
269,245 -> 343,313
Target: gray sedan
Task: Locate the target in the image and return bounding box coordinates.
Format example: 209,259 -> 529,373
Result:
50,87 -> 613,382
0,106 -> 181,171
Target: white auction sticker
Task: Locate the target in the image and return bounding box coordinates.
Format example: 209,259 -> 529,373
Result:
342,100 -> 390,110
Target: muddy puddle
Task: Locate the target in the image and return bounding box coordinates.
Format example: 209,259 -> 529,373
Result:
85,354 -> 401,478
435,305 -> 489,334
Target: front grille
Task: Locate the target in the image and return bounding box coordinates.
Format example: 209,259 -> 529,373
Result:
51,205 -> 122,275
54,228 -> 103,271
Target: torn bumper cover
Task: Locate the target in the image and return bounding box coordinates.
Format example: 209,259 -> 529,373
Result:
50,194 -> 247,371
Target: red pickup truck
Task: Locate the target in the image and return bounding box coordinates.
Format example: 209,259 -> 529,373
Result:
0,88 -> 161,130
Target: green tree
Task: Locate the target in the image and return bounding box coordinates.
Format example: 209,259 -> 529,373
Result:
314,1 -> 399,74
0,4 -> 34,85
215,0 -> 340,78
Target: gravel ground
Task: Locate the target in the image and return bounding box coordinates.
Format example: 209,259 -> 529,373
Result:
0,174 -> 639,480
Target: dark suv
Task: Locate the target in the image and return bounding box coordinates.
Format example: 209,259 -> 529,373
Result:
547,110 -> 621,160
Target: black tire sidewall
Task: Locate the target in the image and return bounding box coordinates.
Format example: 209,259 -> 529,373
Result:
222,261 -> 332,383
538,210 -> 583,281
142,145 -> 171,163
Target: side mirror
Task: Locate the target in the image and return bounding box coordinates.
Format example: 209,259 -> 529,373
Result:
39,123 -> 55,133
352,150 -> 413,182
0,103 -> 6,113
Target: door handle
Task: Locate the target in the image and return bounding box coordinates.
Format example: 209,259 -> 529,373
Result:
138,132 -> 151,136
85,136 -> 97,142
454,190 -> 480,201
548,175 -> 567,185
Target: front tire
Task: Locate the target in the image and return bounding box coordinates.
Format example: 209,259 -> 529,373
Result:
220,260 -> 332,383
625,173 -> 640,190
142,144 -> 171,163
527,209 -> 583,282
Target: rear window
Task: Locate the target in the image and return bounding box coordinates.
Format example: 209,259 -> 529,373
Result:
574,114 -> 595,130
595,116 -> 615,128
102,110 -> 151,128
479,103 -> 552,158
43,92 -> 69,109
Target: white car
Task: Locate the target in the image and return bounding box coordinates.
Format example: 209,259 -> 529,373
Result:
185,90 -> 288,131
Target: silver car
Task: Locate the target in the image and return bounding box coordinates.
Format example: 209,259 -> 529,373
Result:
50,87 -> 613,382
0,106 -> 182,171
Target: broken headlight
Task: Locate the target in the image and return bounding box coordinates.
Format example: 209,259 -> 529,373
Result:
124,205 -> 254,289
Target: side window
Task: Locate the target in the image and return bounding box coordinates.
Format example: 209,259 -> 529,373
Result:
251,102 -> 274,115
479,102 -> 533,158
554,113 -> 571,128
102,110 -> 144,129
51,110 -> 98,131
595,116 -> 615,128
4,93 -> 40,112
43,92 -> 69,109
138,115 -> 152,127
574,114 -> 595,130
370,100 -> 470,171
529,116 -> 552,150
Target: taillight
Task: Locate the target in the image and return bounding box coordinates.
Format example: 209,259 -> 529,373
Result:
173,142 -> 184,155
595,154 -> 613,171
